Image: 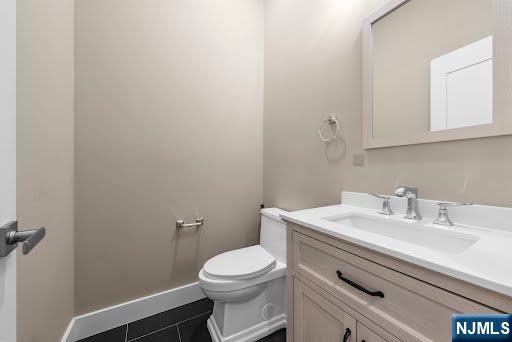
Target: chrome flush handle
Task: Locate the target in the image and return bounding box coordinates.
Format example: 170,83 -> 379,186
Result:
433,202 -> 473,226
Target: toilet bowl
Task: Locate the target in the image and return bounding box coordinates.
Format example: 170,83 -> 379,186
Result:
198,208 -> 287,342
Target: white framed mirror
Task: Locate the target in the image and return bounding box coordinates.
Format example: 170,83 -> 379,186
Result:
362,0 -> 512,149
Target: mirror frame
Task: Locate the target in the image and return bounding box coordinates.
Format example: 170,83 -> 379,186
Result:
362,0 -> 512,149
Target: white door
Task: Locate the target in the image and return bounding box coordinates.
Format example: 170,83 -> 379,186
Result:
430,36 -> 493,132
0,0 -> 17,340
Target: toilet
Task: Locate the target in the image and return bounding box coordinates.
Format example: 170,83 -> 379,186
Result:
199,208 -> 287,342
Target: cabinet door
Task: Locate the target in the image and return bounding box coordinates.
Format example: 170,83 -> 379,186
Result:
356,322 -> 387,342
294,278 -> 357,342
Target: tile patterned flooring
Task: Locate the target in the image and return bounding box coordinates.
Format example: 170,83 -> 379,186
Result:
77,298 -> 285,342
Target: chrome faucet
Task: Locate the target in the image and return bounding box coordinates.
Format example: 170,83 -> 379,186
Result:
394,186 -> 422,220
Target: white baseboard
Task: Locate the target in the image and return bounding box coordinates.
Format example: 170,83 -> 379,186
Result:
61,282 -> 205,342
61,318 -> 75,342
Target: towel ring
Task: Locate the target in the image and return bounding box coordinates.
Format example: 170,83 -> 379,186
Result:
318,114 -> 340,142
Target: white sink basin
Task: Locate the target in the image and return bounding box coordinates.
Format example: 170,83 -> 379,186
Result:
325,213 -> 479,254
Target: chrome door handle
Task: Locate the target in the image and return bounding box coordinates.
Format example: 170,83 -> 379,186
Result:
0,221 -> 46,256
7,227 -> 46,255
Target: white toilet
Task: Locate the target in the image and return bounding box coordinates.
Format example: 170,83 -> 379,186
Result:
199,208 -> 287,342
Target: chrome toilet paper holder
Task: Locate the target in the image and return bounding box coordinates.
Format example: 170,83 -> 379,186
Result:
176,218 -> 204,229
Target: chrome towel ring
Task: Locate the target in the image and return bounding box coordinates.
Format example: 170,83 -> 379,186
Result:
318,114 -> 340,142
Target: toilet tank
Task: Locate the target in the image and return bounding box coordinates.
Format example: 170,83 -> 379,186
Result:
260,208 -> 287,265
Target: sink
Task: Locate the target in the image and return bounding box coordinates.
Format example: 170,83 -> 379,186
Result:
325,214 -> 479,254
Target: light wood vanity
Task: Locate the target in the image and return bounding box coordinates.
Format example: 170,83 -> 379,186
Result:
285,223 -> 512,342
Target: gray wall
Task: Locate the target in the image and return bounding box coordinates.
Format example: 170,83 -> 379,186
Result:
75,0 -> 263,314
263,0 -> 512,211
17,0 -> 75,340
69,0 -> 512,319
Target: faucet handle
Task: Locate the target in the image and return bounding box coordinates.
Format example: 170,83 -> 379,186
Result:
434,202 -> 473,226
370,193 -> 390,200
369,194 -> 394,215
437,202 -> 473,208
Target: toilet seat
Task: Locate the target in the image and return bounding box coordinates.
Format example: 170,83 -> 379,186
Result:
199,261 -> 286,293
203,245 -> 276,281
200,245 -> 282,293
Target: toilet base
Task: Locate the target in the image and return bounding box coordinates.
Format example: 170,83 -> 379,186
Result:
205,276 -> 286,342
207,313 -> 286,342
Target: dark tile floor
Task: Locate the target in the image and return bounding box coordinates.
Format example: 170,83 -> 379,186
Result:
77,297 -> 286,342
257,328 -> 286,342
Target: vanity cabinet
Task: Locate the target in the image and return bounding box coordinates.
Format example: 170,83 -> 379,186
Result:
294,279 -> 357,342
294,277 -> 388,342
357,322 -> 387,342
287,224 -> 507,342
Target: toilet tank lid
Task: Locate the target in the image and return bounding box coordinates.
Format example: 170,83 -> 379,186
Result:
261,208 -> 287,222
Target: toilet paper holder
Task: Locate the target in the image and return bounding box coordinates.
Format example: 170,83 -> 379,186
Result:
176,218 -> 204,229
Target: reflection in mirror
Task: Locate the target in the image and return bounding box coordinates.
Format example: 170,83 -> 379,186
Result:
371,0 -> 492,140
430,36 -> 492,132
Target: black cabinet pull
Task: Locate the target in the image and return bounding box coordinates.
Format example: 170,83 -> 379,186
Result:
336,270 -> 384,298
343,328 -> 351,342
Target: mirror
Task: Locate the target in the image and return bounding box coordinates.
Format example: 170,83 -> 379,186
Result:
362,0 -> 512,149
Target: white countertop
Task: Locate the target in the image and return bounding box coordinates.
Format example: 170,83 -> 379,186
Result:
281,194 -> 512,297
